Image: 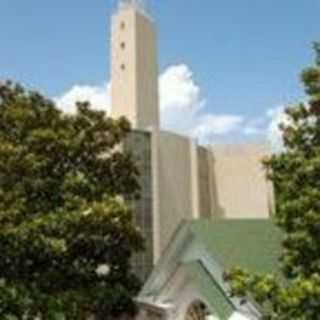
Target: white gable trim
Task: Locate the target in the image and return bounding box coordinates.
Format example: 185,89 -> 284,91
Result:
139,222 -> 193,297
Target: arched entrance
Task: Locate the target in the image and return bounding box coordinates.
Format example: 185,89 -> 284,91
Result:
185,300 -> 218,320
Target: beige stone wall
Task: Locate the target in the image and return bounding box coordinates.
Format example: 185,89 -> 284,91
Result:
153,133 -> 274,257
209,144 -> 273,219
156,131 -> 195,254
110,5 -> 274,286
135,13 -> 159,129
111,7 -> 159,130
197,146 -> 213,219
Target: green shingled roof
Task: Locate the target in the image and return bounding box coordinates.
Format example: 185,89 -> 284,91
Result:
189,219 -> 283,276
184,220 -> 283,319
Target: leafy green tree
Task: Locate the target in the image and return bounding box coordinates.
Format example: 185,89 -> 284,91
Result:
226,43 -> 320,319
0,82 -> 144,320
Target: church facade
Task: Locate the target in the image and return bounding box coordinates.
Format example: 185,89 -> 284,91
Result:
110,1 -> 274,281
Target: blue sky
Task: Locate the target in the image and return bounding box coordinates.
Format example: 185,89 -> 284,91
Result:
1,0 -> 319,144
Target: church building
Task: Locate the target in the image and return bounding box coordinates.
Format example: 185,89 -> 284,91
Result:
108,1 -> 280,319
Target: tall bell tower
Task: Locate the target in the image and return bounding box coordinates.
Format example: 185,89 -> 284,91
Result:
111,0 -> 159,130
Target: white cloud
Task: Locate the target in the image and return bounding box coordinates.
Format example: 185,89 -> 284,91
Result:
266,106 -> 288,151
55,83 -> 111,114
190,114 -> 244,144
241,116 -> 267,137
54,64 -> 271,144
159,64 -> 243,143
159,64 -> 204,114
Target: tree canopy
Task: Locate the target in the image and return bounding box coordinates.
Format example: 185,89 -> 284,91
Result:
226,43 -> 320,319
0,82 -> 144,320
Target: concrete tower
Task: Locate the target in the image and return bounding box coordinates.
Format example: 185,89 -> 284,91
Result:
111,0 -> 159,130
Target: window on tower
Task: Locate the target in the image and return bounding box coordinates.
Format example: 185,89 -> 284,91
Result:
120,22 -> 125,30
120,42 -> 126,49
120,64 -> 126,71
